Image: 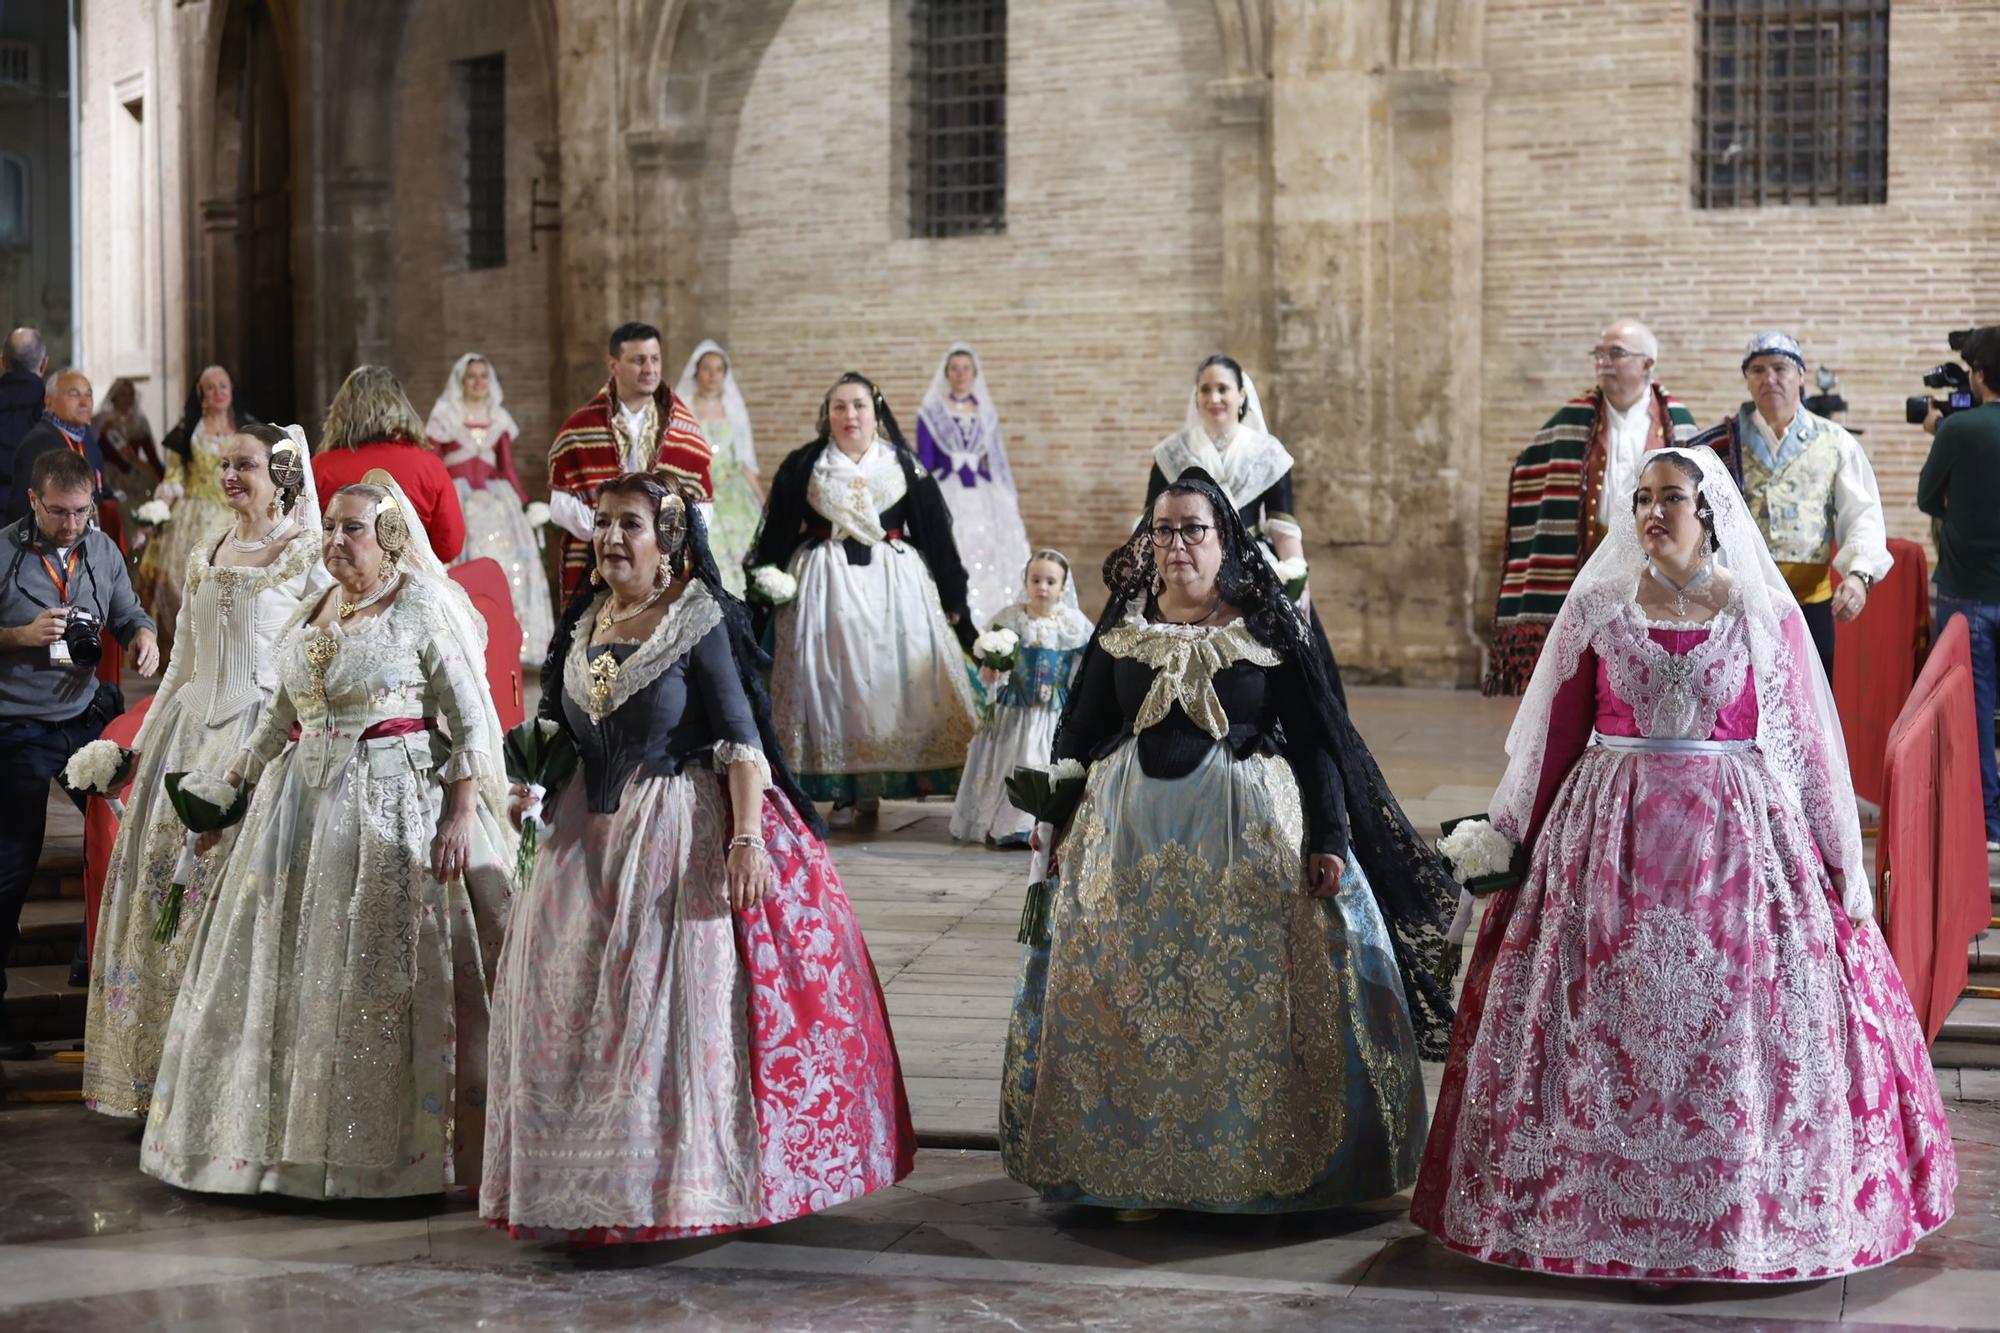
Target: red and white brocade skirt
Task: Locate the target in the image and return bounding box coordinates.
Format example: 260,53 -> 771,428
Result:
480,768 -> 915,1243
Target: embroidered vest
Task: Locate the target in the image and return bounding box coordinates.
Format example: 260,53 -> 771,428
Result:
1739,413 -> 1843,568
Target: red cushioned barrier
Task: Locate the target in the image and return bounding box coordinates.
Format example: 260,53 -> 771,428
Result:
81,695 -> 152,963
1877,616 -> 1990,1043
1832,537 -> 1931,807
448,557 -> 525,732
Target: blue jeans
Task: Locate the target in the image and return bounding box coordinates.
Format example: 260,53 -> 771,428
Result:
1936,593 -> 2000,843
0,713 -> 100,1000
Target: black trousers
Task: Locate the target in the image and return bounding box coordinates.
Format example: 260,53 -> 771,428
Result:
1800,597 -> 1836,680
0,713 -> 98,1001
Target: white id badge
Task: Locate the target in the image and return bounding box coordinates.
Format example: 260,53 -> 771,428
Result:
49,639 -> 72,665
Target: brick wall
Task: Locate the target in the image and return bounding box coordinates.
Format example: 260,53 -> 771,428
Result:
1481,0 -> 2000,617
681,0 -> 1228,599
389,0 -> 561,489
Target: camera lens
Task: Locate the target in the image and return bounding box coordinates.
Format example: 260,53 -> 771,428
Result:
1906,396 -> 1934,425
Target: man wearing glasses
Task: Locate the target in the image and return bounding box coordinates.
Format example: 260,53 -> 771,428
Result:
1691,331 -> 1891,677
1485,319 -> 1699,695
0,448 -> 156,1060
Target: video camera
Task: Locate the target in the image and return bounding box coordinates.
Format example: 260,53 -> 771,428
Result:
1905,328 -> 1979,425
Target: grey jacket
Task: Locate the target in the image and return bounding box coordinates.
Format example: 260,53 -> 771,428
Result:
0,518 -> 153,723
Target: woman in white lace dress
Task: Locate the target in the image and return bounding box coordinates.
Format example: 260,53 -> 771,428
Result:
674,340 -> 763,597
142,472 -> 515,1199
83,424 -> 322,1118
914,342 -> 1031,629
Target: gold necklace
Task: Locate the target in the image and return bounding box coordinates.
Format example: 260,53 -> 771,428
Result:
596,580 -> 669,632
338,572 -> 398,619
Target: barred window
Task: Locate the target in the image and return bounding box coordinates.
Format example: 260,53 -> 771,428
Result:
908,0 -> 1006,239
460,53 -> 506,268
1695,1 -> 1889,208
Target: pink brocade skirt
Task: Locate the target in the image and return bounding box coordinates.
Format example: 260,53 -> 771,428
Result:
479,769 -> 916,1243
1410,744 -> 1957,1282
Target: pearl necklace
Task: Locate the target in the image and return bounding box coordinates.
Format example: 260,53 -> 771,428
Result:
597,580 -> 670,632
228,511 -> 293,553
1646,559 -> 1715,618
338,571 -> 400,620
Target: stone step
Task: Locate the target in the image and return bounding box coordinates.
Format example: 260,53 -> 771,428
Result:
0,1042 -> 84,1101
2,964 -> 87,1043
1937,994 -> 2000,1048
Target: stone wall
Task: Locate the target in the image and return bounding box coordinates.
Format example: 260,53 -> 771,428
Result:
1480,0 -> 2000,622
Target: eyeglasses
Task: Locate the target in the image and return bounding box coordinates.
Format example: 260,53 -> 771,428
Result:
1591,346 -> 1648,364
1148,523 -> 1213,548
35,502 -> 94,521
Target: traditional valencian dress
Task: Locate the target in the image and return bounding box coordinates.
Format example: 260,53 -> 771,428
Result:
675,340 -> 762,598
915,343 -> 1032,629
427,353 -> 555,663
139,423 -> 238,648
548,382 -> 712,600
1002,596 -> 1430,1212
481,579 -> 915,1242
84,515 -> 321,1117
950,598 -> 1093,846
142,504 -> 515,1199
751,436 -> 979,804
1413,446 -> 1955,1282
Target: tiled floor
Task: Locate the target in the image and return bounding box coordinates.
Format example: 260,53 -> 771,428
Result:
6,685 -> 1997,1329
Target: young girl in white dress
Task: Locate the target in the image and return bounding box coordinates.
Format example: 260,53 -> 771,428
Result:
951,551 -> 1093,847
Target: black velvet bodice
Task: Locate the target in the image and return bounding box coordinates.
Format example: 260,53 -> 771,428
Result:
560,618 -> 761,814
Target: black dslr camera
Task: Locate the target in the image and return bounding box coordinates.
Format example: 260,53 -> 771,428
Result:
1905,328 -> 1979,425
57,605 -> 102,668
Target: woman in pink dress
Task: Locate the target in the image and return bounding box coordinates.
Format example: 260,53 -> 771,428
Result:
481,473 -> 914,1244
1412,446 -> 1955,1286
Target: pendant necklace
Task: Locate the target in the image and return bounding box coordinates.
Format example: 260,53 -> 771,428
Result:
1160,594 -> 1223,627
1646,559 -> 1714,618
597,580 -> 669,632
229,511 -> 292,553
338,571 -> 400,620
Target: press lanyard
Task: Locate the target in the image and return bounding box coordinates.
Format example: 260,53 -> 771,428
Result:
37,545 -> 80,605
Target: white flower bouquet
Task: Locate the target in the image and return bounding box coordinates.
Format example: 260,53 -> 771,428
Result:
1435,814 -> 1524,896
972,626 -> 1020,673
134,499 -> 173,526
747,565 -> 798,609
154,770 -> 252,938
1270,555 -> 1310,599
504,717 -> 579,885
64,739 -> 133,803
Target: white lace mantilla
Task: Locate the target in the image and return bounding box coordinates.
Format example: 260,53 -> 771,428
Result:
566,579 -> 725,723
1154,426 -> 1295,516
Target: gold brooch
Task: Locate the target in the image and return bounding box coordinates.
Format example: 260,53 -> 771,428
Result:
587,651 -> 621,719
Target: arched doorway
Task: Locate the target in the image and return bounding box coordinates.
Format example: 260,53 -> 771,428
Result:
210,0 -> 295,422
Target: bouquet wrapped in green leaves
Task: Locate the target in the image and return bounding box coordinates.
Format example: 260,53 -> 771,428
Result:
1005,760 -> 1087,946
153,771 -> 252,940
1435,814 -> 1526,897
505,717 -> 580,886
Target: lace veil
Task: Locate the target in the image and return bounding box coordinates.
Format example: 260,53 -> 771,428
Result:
1488,445 -> 1866,905
1179,367 -> 1270,439
425,352 -> 522,455
918,341 -> 1015,491
1160,369 -> 1294,515
673,339 -> 758,475
358,468 -> 512,818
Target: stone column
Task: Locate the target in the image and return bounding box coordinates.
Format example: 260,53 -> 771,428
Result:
553,0 -> 624,405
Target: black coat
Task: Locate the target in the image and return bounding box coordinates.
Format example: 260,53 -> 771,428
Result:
5,420 -> 107,525
0,370 -> 45,496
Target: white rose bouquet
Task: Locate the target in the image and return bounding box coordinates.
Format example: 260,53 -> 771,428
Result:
972,626 -> 1019,673
504,717 -> 579,885
747,565 -> 798,609
1269,556 -> 1310,599
134,499 -> 173,526
64,739 -> 134,809
154,770 -> 253,938
1435,814 -> 1523,897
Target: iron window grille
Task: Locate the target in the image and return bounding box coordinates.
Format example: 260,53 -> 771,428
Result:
1695,0 -> 1889,208
908,0 -> 1006,238
462,53 -> 506,269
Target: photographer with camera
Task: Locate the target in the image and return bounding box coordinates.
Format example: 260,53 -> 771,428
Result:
1919,325 -> 2000,853
0,448 -> 156,1059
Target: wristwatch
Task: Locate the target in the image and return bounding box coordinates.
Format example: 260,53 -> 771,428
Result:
1850,571 -> 1875,591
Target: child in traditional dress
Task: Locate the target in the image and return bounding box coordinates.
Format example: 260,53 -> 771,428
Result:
951,551 -> 1094,847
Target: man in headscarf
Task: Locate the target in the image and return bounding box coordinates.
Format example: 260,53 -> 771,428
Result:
1689,331 -> 1892,676
1484,318 -> 1699,695
547,322 -> 712,600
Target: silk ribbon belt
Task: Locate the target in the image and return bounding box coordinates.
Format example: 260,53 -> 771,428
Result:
289,717 -> 436,742
1592,733 -> 1755,754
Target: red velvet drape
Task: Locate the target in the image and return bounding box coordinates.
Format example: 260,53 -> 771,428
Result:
81,696 -> 153,962
448,557 -> 525,732
1833,537 -> 1931,806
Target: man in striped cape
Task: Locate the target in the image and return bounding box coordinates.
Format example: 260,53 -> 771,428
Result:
1483,319 -> 1698,695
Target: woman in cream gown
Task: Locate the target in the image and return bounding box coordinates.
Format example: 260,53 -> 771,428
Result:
83,425 -> 323,1118
142,472 -> 514,1199
675,340 -> 763,597
138,366 -> 257,652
